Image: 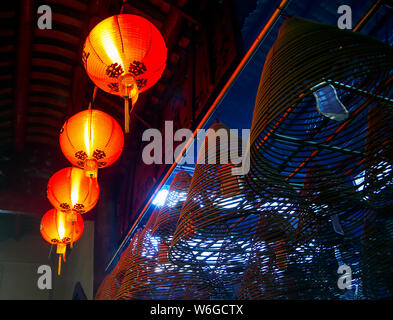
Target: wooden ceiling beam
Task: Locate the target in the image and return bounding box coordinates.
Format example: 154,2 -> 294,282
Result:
13,0 -> 34,152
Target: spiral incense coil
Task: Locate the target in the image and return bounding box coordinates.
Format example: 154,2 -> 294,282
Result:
114,172 -> 211,300
170,123 -> 254,243
152,171 -> 192,265
168,123 -> 263,298
246,17 -> 393,219
168,123 -> 319,298
95,230 -> 141,300
111,209 -> 158,299
152,171 -> 192,238
242,18 -> 393,299
239,215 -> 363,300
238,212 -> 308,300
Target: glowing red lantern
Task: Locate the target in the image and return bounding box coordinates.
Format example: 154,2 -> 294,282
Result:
82,14 -> 167,133
59,109 -> 124,177
47,167 -> 99,215
40,209 -> 84,275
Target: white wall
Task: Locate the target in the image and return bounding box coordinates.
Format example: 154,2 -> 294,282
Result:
0,215 -> 94,300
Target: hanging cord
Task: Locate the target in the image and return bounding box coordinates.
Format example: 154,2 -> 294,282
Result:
48,244 -> 53,260
88,86 -> 98,110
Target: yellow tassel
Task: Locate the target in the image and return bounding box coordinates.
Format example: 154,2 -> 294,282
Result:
58,254 -> 61,276
56,243 -> 66,276
124,98 -> 130,134
70,221 -> 75,249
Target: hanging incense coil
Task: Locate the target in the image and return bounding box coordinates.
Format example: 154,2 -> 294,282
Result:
152,171 -> 192,266
113,210 -> 159,299
152,171 -> 192,239
114,171 -> 211,300
168,123 -> 263,298
238,231 -> 297,299
246,17 -> 393,219
169,123 -> 319,298
239,213 -> 363,300
243,18 -> 393,298
95,230 -> 141,300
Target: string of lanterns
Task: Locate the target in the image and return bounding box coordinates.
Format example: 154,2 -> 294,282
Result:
40,14 -> 166,275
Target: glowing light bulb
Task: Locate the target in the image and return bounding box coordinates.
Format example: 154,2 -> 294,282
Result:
312,82 -> 349,121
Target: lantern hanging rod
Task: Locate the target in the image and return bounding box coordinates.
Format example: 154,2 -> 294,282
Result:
105,0 -> 292,272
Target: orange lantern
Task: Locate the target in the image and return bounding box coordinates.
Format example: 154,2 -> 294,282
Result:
40,209 -> 84,275
47,167 -> 99,215
82,14 -> 167,133
59,109 -> 124,177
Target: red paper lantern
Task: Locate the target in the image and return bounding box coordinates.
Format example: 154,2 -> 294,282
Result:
40,209 -> 84,274
82,14 -> 167,132
47,167 -> 99,214
59,109 -> 124,177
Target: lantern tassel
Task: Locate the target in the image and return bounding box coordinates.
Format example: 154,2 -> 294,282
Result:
58,254 -> 62,276
70,221 -> 75,249
124,98 -> 130,134
56,243 -> 66,276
